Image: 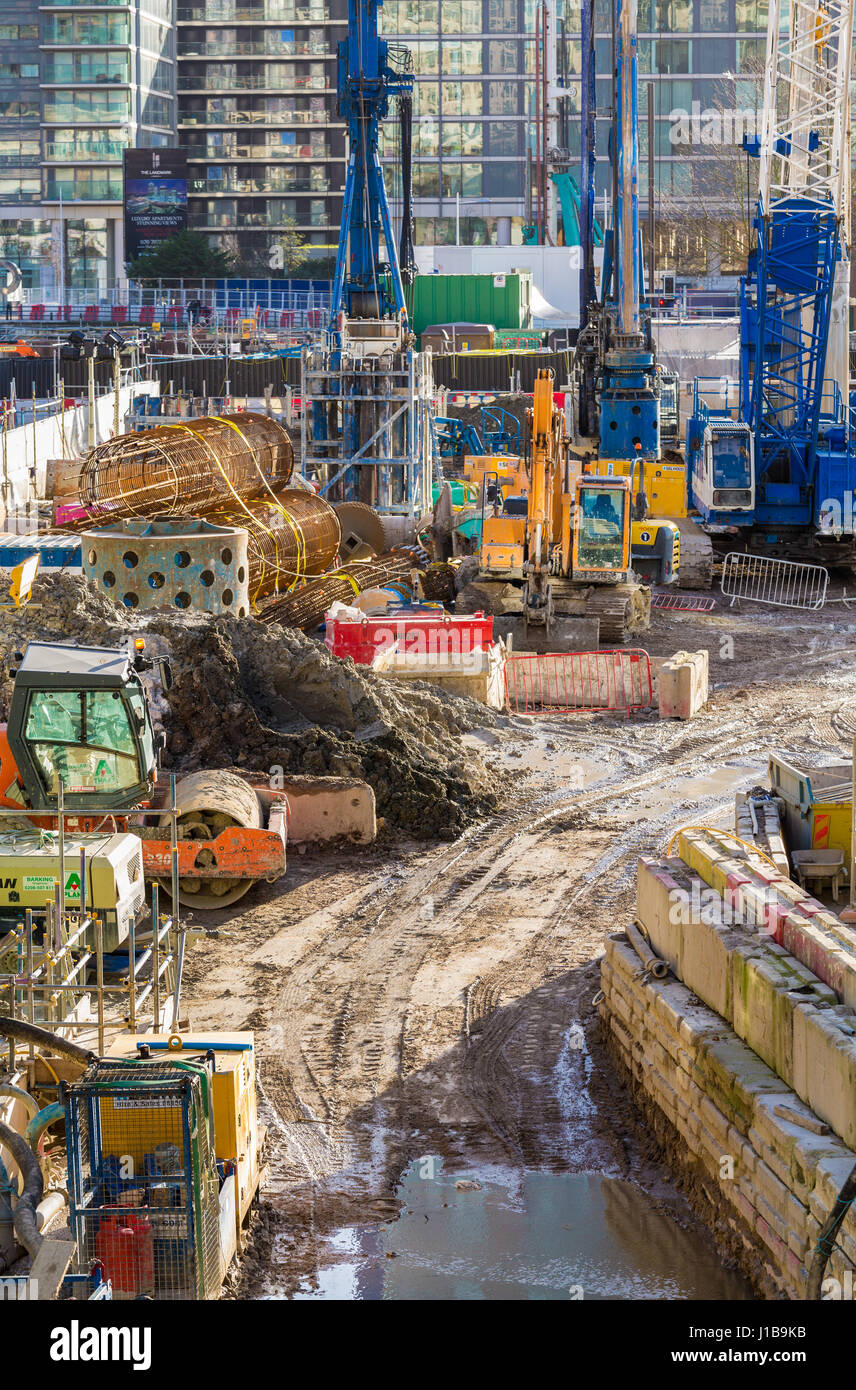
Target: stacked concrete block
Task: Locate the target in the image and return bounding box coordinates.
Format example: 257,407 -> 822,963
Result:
601,932 -> 856,1298
675,828 -> 856,1010
636,853 -> 856,1148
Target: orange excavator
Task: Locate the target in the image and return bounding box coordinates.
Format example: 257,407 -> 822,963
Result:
458,368 -> 651,645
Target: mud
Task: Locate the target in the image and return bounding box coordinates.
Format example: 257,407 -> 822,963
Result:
0,574 -> 505,837
181,589 -> 856,1300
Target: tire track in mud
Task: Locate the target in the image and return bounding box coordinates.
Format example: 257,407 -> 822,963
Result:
228,666 -> 856,1295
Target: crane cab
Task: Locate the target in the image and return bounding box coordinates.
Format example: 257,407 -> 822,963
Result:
572,477 -> 632,582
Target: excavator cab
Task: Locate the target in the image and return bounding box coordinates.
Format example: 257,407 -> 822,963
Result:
572,477 -> 632,582
2,641 -> 160,813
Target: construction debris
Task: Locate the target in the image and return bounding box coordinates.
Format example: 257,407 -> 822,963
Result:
0,574 -> 503,839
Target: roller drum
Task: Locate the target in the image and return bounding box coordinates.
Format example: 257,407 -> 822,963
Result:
157,768 -> 264,909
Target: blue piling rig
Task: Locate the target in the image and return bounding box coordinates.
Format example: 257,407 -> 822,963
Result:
302,0 -> 431,520
329,0 -> 414,329
686,123 -> 856,561
574,0 -> 660,462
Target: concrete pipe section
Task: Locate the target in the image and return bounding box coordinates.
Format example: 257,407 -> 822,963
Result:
82,516 -> 250,615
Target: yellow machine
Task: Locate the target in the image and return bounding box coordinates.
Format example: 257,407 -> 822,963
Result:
458,368 -> 651,646
582,454 -> 712,588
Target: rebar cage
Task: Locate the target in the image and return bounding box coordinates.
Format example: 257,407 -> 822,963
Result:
65,1059 -> 222,1301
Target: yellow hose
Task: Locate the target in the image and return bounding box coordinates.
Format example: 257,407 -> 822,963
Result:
666,825 -> 780,875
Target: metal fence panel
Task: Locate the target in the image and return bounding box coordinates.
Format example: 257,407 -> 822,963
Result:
720,551 -> 829,610
651,591 -> 717,612
505,649 -> 653,714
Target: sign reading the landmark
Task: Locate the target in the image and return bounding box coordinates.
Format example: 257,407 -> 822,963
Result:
123,149 -> 188,261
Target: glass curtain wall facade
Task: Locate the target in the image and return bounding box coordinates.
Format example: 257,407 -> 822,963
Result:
0,0 -> 177,293
378,0 -> 772,274
176,0 -> 347,273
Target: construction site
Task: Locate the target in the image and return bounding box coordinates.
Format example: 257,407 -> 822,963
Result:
1,0 -> 856,1337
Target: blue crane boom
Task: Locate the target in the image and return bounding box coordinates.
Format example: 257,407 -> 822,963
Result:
329,0 -> 414,329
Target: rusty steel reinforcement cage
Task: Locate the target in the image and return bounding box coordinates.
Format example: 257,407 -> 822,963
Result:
65,1059 -> 222,1301
259,554 -> 414,630
76,413 -> 294,523
205,488 -> 341,604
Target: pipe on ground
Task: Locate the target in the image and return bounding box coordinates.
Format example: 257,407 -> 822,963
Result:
626,920 -> 669,979
0,1119 -> 44,1258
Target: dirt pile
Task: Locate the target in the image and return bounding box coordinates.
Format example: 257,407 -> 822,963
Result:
0,574 -> 503,837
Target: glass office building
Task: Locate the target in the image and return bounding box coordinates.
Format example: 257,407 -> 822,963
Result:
0,0 -> 177,292
377,0 -> 773,276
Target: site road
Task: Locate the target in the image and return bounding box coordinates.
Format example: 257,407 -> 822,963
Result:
178,598 -> 856,1298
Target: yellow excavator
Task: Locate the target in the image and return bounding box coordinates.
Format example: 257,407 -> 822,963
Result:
455,368 -> 651,647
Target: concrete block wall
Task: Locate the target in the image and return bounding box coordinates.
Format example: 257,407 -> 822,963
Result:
637,855 -> 856,1149
675,829 -> 856,1010
601,933 -> 856,1299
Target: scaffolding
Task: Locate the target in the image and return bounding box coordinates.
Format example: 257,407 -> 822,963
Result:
299,335 -> 434,521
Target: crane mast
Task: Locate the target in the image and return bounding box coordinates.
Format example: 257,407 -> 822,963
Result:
329,0 -> 414,329
299,0 -> 432,527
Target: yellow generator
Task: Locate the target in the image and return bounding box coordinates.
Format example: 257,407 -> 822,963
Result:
66,1031 -> 266,1298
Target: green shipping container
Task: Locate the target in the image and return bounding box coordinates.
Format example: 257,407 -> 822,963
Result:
408,272 -> 532,337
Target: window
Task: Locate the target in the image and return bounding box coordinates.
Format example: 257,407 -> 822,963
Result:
488,120 -> 519,154
45,13 -> 130,44
737,38 -> 763,72
440,0 -> 477,30
656,0 -> 692,29
442,80 -> 483,114
413,162 -> 439,195
442,120 -> 482,154
488,0 -> 516,31
488,79 -> 517,113
23,688 -> 143,796
698,0 -> 730,23
488,39 -> 516,72
414,81 -> 439,115
658,40 -> 690,73
416,119 -> 439,155
443,41 -> 483,73
694,38 -> 734,72
736,0 -> 766,28
484,162 -> 518,195
411,41 -> 439,74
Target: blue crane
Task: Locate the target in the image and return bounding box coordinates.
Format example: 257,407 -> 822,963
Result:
685,0 -> 856,564
329,0 -> 414,330
301,0 -> 432,522
573,0 -> 660,461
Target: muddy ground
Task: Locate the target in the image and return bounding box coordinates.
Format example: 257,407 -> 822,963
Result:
164,587 -> 856,1299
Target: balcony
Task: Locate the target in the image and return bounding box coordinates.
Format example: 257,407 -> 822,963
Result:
191,171 -> 326,193
179,107 -> 331,124
178,40 -> 327,56
43,139 -> 127,161
44,177 -> 122,199
177,72 -> 329,91
177,5 -> 328,20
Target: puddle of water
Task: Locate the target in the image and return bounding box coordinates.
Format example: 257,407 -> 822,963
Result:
290,1165 -> 754,1301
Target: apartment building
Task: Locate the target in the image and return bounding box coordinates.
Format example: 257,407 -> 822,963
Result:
176,0 -> 346,274
0,0 -> 177,292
